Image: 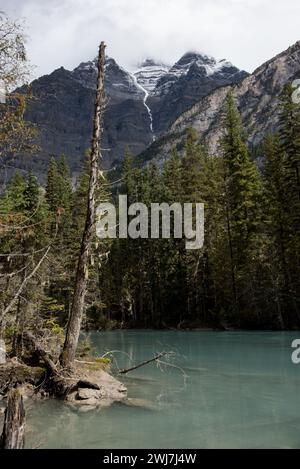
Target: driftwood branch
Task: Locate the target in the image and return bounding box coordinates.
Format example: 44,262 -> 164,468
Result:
0,388 -> 25,449
119,352 -> 168,374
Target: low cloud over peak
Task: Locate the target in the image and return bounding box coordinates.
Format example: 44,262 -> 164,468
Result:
3,0 -> 300,79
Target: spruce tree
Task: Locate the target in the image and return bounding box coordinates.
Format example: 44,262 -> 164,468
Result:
279,83 -> 300,202
23,171 -> 39,213
276,83 -> 300,322
221,93 -> 262,319
2,171 -> 26,213
262,134 -> 289,326
59,155 -> 72,211
46,156 -> 60,213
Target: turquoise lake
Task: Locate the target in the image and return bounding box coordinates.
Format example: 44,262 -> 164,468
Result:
24,331 -> 300,449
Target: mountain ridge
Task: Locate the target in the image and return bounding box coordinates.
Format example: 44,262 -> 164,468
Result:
10,41 -> 299,180
141,40 -> 300,165
8,48 -> 246,180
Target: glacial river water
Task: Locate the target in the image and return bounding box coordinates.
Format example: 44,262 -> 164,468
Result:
24,331 -> 300,448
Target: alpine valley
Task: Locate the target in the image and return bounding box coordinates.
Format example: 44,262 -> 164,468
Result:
9,40 -> 300,180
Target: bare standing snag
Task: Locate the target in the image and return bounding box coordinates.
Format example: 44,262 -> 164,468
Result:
60,42 -> 107,370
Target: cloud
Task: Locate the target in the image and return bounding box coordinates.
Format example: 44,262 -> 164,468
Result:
2,0 -> 300,78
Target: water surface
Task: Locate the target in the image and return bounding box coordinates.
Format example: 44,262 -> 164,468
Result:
25,331 -> 300,448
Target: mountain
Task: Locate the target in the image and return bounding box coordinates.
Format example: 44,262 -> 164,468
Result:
147,51 -> 248,134
10,50 -> 246,179
14,57 -> 152,179
140,41 -> 300,165
133,59 -> 170,93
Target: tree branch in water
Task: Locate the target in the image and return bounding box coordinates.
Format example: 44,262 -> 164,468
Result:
119,352 -> 170,374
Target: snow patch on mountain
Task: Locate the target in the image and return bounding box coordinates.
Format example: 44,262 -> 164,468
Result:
131,71 -> 155,142
152,52 -> 238,96
133,58 -> 170,94
169,52 -> 235,78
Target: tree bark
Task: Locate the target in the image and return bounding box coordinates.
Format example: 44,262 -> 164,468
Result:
60,42 -> 106,370
0,388 -> 25,449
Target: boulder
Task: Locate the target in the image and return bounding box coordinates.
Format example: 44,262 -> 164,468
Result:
66,369 -> 127,408
76,388 -> 103,400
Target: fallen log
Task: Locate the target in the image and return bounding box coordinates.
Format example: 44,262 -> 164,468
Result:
119,352 -> 167,374
23,332 -> 58,376
23,333 -> 102,397
23,332 -> 72,397
0,388 -> 25,449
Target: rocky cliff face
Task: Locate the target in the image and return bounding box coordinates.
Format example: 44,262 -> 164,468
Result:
146,41 -> 300,163
147,52 -> 248,134
15,57 -> 152,179
12,51 -> 246,179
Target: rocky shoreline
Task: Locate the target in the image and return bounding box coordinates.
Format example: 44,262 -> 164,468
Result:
0,359 -> 128,410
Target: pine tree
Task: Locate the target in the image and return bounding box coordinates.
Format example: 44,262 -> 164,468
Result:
222,94 -> 262,249
182,128 -> 206,203
221,93 -> 262,320
1,171 -> 26,213
279,83 -> 300,202
276,83 -> 300,322
163,149 -> 183,203
262,134 -> 289,326
59,155 -> 72,211
45,155 -> 72,214
45,157 -> 60,213
122,149 -> 136,202
23,171 -> 39,213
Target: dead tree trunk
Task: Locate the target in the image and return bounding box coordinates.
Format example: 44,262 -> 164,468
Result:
60,42 -> 106,370
0,388 -> 25,449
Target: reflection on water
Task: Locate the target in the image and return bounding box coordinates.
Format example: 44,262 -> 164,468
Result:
25,331 -> 300,448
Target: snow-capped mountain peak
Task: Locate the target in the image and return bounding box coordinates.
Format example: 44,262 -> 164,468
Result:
133,58 -> 170,94
169,51 -> 234,77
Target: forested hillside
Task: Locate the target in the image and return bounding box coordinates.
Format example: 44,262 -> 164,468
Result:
1,88 -> 300,341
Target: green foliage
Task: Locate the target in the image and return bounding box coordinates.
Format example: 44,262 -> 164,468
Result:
46,155 -> 72,214
100,89 -> 300,329
44,318 -> 64,336
2,80 -> 300,349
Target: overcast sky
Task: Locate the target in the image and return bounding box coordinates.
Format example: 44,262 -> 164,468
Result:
3,0 -> 300,78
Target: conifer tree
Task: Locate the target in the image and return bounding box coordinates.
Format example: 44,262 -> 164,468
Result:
45,157 -> 60,213
59,155 -> 72,211
221,93 -> 262,318
23,171 -> 39,213
262,134 -> 289,326
279,83 -> 300,202
276,83 -> 300,322
1,171 -> 26,213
